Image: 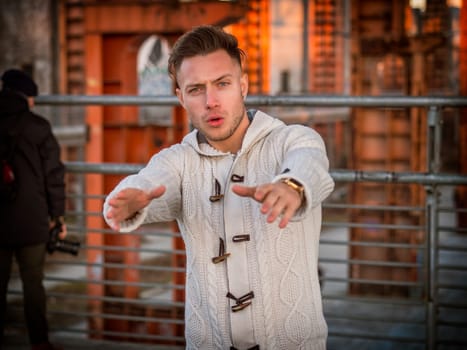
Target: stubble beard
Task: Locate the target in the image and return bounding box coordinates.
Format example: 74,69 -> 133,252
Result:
200,105 -> 246,143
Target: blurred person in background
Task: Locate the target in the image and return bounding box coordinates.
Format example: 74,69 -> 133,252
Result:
0,68 -> 66,350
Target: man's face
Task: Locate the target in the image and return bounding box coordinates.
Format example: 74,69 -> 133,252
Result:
175,49 -> 249,153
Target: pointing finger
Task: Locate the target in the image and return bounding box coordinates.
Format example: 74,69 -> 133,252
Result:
232,185 -> 257,198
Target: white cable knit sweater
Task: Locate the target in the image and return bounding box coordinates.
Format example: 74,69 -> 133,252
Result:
103,110 -> 335,350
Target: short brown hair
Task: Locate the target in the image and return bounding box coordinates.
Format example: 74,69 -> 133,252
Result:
168,25 -> 246,86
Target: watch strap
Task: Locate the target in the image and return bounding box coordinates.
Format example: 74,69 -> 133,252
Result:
280,178 -> 304,202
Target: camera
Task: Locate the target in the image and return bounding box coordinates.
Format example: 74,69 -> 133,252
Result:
47,219 -> 81,256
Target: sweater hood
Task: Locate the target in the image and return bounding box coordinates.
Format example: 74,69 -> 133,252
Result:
0,89 -> 30,119
182,109 -> 284,157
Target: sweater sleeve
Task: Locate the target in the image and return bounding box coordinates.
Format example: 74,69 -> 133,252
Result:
272,124 -> 334,220
103,146 -> 183,232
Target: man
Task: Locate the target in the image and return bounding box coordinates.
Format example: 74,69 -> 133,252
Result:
0,69 -> 66,350
104,25 -> 334,350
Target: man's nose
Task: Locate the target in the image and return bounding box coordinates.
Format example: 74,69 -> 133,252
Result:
205,87 -> 219,108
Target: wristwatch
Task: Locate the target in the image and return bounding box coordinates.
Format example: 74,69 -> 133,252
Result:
280,178 -> 305,202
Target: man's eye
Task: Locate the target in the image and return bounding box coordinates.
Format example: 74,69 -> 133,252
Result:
188,87 -> 200,94
218,81 -> 229,87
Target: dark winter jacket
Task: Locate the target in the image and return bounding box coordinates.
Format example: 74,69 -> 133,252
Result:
0,89 -> 65,247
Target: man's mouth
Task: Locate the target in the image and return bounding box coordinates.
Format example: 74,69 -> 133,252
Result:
207,116 -> 223,127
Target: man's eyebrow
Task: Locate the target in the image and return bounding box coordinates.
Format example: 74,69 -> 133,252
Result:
184,74 -> 233,91
212,74 -> 233,83
185,82 -> 204,91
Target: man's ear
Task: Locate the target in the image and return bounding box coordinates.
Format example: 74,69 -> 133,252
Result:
240,73 -> 248,100
175,88 -> 185,108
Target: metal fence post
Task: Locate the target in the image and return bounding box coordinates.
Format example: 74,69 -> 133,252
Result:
426,106 -> 442,350
426,186 -> 437,350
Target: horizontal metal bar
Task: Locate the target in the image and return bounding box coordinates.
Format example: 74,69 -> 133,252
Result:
66,161 -> 142,174
66,194 -> 106,200
47,290 -> 185,308
48,244 -> 181,256
325,312 -> 425,325
45,259 -> 186,273
437,320 -> 467,328
67,224 -> 181,238
8,289 -> 185,308
71,225 -> 182,238
326,277 -> 422,287
437,243 -> 467,251
85,244 -> 186,255
438,206 -> 467,212
438,301 -> 467,309
324,203 -> 425,211
323,295 -> 426,306
323,221 -> 424,230
49,309 -> 185,325
44,276 -> 186,290
437,265 -> 467,271
330,169 -> 467,185
319,239 -> 424,249
36,94 -> 467,107
0,323 -> 183,349
436,283 -> 467,291
327,330 -> 424,344
78,327 -> 185,343
320,258 -> 422,268
65,161 -> 467,184
437,226 -> 467,234
435,340 -> 467,347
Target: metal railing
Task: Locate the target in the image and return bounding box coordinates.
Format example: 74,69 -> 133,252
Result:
4,95 -> 467,350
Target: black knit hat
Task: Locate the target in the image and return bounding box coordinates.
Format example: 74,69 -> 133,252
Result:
1,68 -> 38,97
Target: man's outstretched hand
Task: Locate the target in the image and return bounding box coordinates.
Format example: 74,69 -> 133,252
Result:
232,182 -> 302,229
106,185 -> 166,230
